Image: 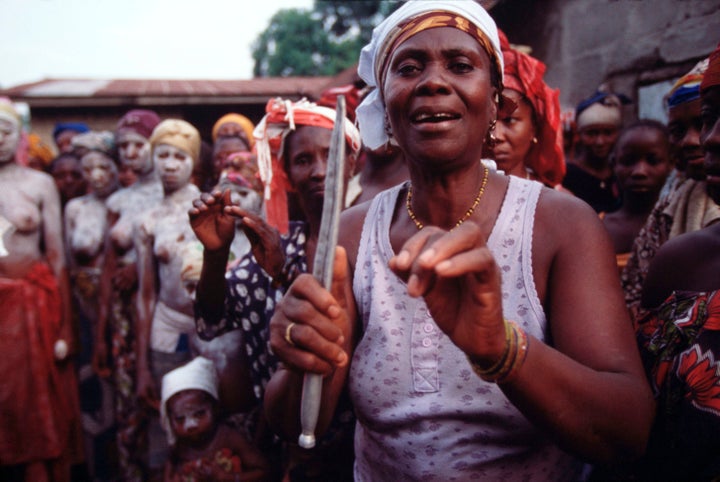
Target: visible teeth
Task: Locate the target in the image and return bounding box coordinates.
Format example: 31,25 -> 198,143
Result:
414,112 -> 453,122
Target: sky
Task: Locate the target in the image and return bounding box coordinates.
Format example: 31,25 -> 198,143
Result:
0,0 -> 314,88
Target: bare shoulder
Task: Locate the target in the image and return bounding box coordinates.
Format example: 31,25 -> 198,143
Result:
534,186 -> 609,251
22,167 -> 58,197
339,200 -> 372,271
642,224 -> 720,307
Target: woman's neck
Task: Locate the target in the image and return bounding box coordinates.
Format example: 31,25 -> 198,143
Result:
408,163 -> 489,231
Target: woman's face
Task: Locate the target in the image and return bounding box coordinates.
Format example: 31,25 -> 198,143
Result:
212,136 -> 250,177
153,143 -> 194,193
701,86 -> 720,204
168,390 -> 215,447
383,27 -> 497,169
216,122 -> 251,149
491,88 -> 536,176
577,123 -> 619,163
667,98 -> 704,179
81,151 -> 119,197
612,126 -> 672,197
117,131 -> 152,174
51,155 -> 87,202
285,125 -> 354,216
0,118 -> 20,164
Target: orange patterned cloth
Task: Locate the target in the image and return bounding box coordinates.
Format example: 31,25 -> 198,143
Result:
0,262 -> 83,467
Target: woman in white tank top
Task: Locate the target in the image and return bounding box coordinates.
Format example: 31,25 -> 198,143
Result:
263,1 -> 655,480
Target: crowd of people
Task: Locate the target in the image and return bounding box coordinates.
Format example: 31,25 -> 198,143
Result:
0,0 -> 719,480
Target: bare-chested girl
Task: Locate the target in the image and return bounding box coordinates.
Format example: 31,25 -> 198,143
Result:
92,109 -> 162,481
0,99 -> 82,481
134,119 -> 205,476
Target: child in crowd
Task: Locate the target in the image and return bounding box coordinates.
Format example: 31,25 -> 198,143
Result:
160,357 -> 270,482
601,120 -> 673,271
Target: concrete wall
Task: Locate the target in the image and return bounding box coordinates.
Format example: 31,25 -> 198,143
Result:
494,0 -> 720,121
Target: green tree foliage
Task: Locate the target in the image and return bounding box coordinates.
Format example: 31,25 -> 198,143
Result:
252,0 -> 401,78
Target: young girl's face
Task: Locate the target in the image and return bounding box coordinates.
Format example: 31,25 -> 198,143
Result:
168,389 -> 216,446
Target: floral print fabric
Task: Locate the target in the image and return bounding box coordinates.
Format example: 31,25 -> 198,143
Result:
195,221 -> 307,402
634,290 -> 720,479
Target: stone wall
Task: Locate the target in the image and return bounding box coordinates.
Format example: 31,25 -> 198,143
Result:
493,0 -> 720,122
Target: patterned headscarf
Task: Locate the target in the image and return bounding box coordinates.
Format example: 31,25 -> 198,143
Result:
253,97 -> 361,233
701,42 -> 720,93
499,31 -> 564,186
212,113 -> 255,148
220,151 -> 263,194
356,0 -> 504,150
665,58 -> 708,109
150,119 -> 201,162
71,130 -> 116,156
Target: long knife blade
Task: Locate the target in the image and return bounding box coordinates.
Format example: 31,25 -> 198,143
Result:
298,95 -> 346,449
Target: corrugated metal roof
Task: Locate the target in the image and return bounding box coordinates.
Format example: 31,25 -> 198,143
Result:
1,76 -> 338,104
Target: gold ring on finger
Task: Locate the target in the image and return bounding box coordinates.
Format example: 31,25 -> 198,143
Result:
285,322 -> 296,347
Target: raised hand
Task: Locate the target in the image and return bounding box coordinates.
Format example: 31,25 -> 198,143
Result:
225,204 -> 285,279
189,190 -> 236,252
388,222 -> 506,365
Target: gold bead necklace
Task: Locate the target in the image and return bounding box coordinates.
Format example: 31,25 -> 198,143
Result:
406,165 -> 489,230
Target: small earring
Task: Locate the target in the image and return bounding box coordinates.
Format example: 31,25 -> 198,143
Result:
485,120 -> 497,147
532,136 -> 538,144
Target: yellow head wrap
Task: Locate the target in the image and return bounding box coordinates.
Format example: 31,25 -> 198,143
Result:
150,119 -> 201,162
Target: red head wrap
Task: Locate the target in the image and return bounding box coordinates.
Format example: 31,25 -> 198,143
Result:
701,42 -> 720,93
499,31 -> 565,186
253,98 -> 361,234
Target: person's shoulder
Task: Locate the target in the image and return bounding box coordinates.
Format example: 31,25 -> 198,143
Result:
106,186 -> 129,207
23,166 -> 56,190
537,184 -> 599,223
652,224 -> 720,268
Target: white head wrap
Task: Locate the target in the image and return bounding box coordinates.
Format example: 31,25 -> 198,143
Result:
160,356 -> 219,446
356,0 -> 504,150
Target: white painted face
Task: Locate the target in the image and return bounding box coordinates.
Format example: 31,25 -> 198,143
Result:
153,143 -> 194,192
81,151 -> 119,197
0,117 -> 21,164
117,131 -> 152,173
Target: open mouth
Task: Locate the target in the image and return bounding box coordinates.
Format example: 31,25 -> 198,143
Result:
411,111 -> 460,124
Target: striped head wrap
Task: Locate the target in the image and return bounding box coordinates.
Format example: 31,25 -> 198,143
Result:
666,58 -> 708,109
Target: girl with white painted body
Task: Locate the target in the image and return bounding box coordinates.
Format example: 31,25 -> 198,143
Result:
134,119 -> 206,474
65,131 -> 120,324
92,109 -> 162,482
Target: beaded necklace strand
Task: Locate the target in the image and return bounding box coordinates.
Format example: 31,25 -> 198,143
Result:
405,165 -> 489,230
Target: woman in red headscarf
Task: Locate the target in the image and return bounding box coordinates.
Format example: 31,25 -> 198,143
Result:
489,31 -> 565,188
